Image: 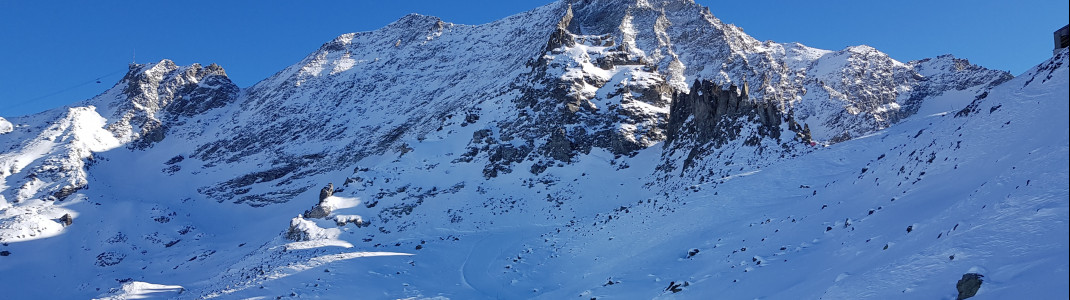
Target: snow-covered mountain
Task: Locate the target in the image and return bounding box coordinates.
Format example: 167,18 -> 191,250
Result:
1,0 -> 1065,299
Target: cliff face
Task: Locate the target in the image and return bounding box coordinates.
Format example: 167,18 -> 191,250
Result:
663,79 -> 791,171
665,80 -> 782,147
496,4 -> 676,176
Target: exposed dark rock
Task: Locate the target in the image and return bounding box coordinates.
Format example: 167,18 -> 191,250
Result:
59,213 -> 73,226
106,233 -> 128,244
663,80 -> 794,170
828,130 -> 852,144
51,185 -> 82,201
319,183 -> 334,203
164,240 -> 181,247
165,155 -> 185,165
956,273 -> 983,299
114,61 -> 239,150
130,120 -> 167,150
285,218 -> 311,242
665,280 -> 689,293
227,165 -> 297,188
955,91 -> 991,118
164,64 -> 239,119
198,154 -> 325,205
232,188 -> 311,207
483,144 -> 531,178
303,205 -> 332,219
544,128 -> 574,162
95,251 -> 126,267
469,7 -> 673,173
785,113 -> 813,145
687,248 -> 700,258
464,113 -> 480,125
545,4 -> 575,52
303,183 -> 336,218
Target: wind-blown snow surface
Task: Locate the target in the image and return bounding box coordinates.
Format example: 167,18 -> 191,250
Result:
0,0 -> 1066,299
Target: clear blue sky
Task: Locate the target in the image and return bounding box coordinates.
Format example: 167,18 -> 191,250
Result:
1,0 -> 1066,117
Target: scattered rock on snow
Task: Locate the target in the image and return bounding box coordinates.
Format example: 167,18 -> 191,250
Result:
59,213 -> 74,226
665,280 -> 689,293
956,273 -> 983,299
95,251 -> 126,267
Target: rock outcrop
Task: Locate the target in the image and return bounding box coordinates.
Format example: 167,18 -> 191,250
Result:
480,5 -> 675,175
95,60 -> 239,149
303,205 -> 332,219
665,80 -> 782,148
303,183 -> 335,219
663,79 -> 803,171
319,183 -> 334,202
0,117 -> 12,134
285,217 -> 313,242
956,273 -> 983,300
58,214 -> 73,227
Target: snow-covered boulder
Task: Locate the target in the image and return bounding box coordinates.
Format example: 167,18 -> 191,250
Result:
285,216 -> 340,242
333,214 -> 364,227
0,117 -> 12,134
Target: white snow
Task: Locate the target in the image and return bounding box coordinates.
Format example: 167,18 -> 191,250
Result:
0,117 -> 12,134
321,195 -> 361,210
94,281 -> 184,300
333,214 -> 363,224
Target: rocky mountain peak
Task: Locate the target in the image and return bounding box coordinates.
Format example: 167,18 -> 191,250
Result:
89,59 -> 238,148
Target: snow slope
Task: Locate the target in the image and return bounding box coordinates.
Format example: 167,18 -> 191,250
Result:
0,0 -> 1065,299
164,48 -> 1060,300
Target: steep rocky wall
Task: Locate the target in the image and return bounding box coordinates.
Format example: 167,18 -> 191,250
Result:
663,79 -> 802,171
665,80 -> 780,147
462,5 -> 675,179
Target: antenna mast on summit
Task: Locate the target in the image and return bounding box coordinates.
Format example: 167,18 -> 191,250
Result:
132,47 -> 136,64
